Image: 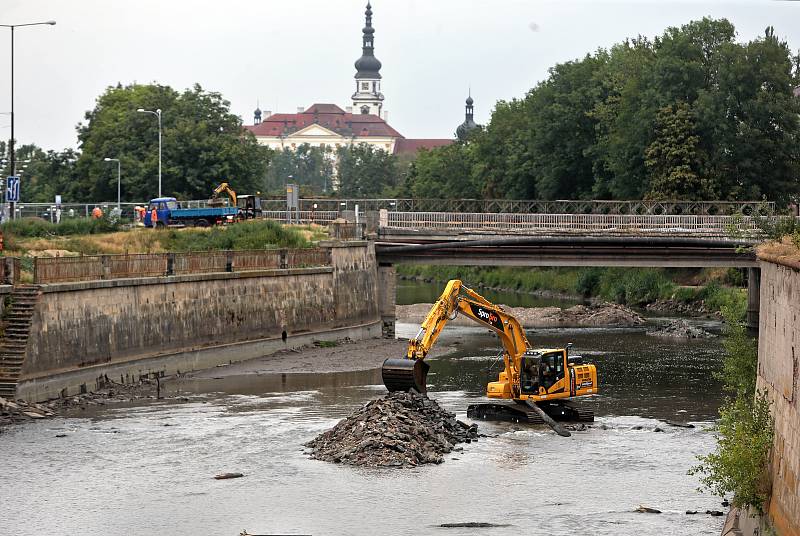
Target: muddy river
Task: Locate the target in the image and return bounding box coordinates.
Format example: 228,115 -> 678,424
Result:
0,285 -> 727,536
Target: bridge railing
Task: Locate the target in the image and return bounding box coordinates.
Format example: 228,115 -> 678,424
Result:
381,211 -> 765,236
260,198 -> 776,216
261,210 -> 340,225
33,248 -> 332,284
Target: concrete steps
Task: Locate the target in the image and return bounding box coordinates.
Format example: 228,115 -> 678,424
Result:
0,285 -> 41,399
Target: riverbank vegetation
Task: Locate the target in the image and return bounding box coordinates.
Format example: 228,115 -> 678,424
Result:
397,265 -> 747,318
0,218 -> 322,257
690,309 -> 773,512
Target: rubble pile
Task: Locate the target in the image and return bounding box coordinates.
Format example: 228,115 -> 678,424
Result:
647,319 -> 716,339
306,391 -> 478,467
0,397 -> 56,428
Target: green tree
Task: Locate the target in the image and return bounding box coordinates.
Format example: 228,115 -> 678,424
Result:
528,54 -> 608,199
644,102 -> 705,199
404,142 -> 481,198
75,83 -> 270,202
265,144 -> 333,196
336,143 -> 398,197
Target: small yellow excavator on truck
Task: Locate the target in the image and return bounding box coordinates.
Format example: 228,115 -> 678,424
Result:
382,280 -> 598,431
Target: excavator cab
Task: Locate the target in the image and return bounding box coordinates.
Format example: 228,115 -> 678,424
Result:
520,352 -> 541,395
540,350 -> 566,390
237,195 -> 263,219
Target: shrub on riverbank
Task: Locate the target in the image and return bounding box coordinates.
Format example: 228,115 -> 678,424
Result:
158,220 -> 310,251
690,308 -> 773,512
397,265 -> 746,315
1,217 -> 120,238
397,265 -> 584,295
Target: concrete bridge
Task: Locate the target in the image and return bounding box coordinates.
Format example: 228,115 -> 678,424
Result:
359,210 -> 768,334
372,210 -> 760,267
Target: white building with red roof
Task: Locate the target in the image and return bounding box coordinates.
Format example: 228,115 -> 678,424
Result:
244,3 -> 452,157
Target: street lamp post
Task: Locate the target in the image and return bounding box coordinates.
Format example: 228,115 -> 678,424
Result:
104,157 -> 121,214
1,20 -> 56,220
136,108 -> 162,197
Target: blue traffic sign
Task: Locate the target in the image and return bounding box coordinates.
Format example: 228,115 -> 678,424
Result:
6,176 -> 19,202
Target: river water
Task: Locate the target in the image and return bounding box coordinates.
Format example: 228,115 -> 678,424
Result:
0,282 -> 727,536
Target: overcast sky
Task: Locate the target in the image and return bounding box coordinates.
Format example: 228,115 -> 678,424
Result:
2,0 -> 800,151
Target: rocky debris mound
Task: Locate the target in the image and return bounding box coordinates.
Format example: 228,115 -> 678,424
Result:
557,302 -> 646,327
0,397 -> 56,428
306,391 -> 478,467
647,319 -> 716,339
645,298 -> 716,317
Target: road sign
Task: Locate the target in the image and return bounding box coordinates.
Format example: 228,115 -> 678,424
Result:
6,176 -> 20,203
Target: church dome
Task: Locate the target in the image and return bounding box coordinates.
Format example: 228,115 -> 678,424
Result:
466,95 -> 474,106
456,119 -> 478,141
355,55 -> 382,79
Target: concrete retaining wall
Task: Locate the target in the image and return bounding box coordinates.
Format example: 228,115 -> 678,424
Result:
757,259 -> 800,536
16,242 -> 380,402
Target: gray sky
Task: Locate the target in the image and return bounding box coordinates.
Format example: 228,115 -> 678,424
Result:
2,0 -> 800,151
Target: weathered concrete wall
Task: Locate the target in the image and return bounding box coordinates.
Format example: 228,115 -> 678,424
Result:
377,264 -> 396,338
757,259 -> 800,536
17,242 -> 380,401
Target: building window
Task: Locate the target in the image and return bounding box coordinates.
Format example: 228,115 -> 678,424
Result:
385,144 -> 390,149
361,82 -> 369,91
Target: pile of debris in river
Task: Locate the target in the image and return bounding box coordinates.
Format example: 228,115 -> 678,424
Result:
647,319 -> 716,339
306,391 -> 479,467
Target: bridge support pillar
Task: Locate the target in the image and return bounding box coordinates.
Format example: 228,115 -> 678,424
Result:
746,267 -> 761,337
377,263 -> 396,338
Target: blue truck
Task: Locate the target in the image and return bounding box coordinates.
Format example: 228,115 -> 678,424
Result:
143,197 -> 239,227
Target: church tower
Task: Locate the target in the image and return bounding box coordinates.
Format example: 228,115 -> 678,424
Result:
456,92 -> 478,141
352,2 -> 384,117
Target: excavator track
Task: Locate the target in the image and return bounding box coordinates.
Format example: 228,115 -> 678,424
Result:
467,400 -> 594,423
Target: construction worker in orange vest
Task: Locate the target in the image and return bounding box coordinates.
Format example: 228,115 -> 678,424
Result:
151,207 -> 158,227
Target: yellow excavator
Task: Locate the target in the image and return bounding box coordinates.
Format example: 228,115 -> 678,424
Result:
208,182 -> 237,208
382,280 -> 598,430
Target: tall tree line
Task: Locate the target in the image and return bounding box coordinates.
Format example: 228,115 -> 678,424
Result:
404,19 -> 800,203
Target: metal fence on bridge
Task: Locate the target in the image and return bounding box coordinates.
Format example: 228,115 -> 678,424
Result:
261,198 -> 776,216
381,211 -> 764,236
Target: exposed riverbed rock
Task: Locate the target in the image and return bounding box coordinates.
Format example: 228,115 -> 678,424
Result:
645,298 -> 717,318
647,319 -> 716,339
306,391 -> 478,467
396,302 -> 644,329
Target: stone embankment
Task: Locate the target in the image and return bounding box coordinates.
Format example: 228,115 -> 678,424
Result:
647,319 -> 716,339
396,302 -> 645,328
306,391 -> 478,467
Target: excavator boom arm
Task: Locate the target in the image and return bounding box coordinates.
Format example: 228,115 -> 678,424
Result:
384,279 -> 531,394
210,182 -> 237,207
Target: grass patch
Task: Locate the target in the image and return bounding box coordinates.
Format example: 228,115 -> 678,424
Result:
158,220 -> 309,252
1,217 -> 120,238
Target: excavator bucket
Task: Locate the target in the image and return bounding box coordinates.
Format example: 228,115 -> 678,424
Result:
381,358 -> 430,393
